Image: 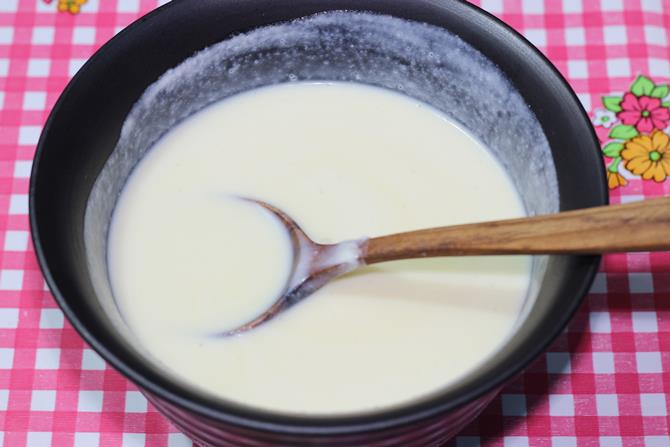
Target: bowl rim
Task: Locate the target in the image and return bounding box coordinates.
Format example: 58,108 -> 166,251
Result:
30,0 -> 608,435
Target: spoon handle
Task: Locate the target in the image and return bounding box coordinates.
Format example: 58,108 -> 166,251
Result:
363,196 -> 670,264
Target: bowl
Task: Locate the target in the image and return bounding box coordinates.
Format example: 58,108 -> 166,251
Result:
30,0 -> 607,445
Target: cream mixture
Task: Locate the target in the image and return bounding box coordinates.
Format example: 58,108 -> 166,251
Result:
108,82 -> 531,414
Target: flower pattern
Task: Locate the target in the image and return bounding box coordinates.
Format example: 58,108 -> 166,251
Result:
607,170 -> 628,189
59,0 -> 87,14
592,109 -> 617,128
42,0 -> 87,14
621,130 -> 670,182
594,75 -> 670,189
618,93 -> 670,133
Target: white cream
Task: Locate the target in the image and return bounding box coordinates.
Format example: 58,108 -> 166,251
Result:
108,82 -> 531,414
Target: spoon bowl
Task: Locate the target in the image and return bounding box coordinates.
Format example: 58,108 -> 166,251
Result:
222,198 -> 364,335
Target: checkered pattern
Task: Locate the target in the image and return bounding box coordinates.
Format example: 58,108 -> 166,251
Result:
0,0 -> 667,446
452,1 -> 670,447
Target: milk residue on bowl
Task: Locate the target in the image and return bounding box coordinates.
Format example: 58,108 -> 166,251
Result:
107,81 -> 532,414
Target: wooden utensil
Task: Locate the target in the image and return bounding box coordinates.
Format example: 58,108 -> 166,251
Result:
222,196 -> 670,336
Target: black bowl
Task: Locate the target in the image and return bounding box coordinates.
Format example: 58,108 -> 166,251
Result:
30,1 -> 607,446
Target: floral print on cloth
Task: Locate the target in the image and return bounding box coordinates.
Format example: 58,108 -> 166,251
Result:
593,75 -> 670,189
42,0 -> 88,14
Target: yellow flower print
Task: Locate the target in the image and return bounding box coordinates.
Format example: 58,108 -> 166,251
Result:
621,130 -> 670,182
607,171 -> 628,189
58,0 -> 87,14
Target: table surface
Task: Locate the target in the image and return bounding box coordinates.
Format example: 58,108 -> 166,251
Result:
1,0 -> 669,446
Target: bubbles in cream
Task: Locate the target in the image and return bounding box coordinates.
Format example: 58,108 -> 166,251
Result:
107,82 -> 533,414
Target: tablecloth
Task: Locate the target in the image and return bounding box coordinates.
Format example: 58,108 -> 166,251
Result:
0,0 -> 668,446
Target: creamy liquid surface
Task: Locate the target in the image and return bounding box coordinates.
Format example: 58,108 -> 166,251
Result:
109,82 -> 531,414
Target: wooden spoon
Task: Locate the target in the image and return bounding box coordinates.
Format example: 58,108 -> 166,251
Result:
222,196 -> 670,336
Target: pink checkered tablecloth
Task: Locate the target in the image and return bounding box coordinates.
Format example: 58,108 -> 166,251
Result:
1,0 -> 669,446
